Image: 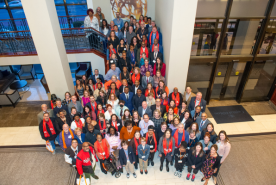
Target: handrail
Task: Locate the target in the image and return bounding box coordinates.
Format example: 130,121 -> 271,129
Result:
0,15 -> 87,21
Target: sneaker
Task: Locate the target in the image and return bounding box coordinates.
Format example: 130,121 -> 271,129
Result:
133,173 -> 137,178
126,173 -> 130,178
145,170 -> 148,174
151,161 -> 154,166
174,171 -> 178,176
186,174 -> 191,180
52,150 -> 56,155
92,174 -> 99,180
191,175 -> 195,182
140,170 -> 143,175
178,172 -> 182,178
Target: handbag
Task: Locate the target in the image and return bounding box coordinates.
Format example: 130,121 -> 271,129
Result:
46,140 -> 54,153
76,175 -> 90,185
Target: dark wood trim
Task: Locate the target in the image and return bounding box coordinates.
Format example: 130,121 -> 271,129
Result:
229,131 -> 276,137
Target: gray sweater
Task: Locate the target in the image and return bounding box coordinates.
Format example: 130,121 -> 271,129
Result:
158,136 -> 175,156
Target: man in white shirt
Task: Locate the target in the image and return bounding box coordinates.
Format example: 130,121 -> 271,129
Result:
139,114 -> 154,136
65,138 -> 82,167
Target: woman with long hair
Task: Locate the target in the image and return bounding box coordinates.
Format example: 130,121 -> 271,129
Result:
186,142 -> 205,182
130,36 -> 140,50
81,90 -> 90,108
100,19 -> 109,36
200,123 -> 217,144
163,107 -> 179,127
153,70 -> 165,89
122,109 -> 132,126
121,21 -> 129,43
108,30 -> 120,50
156,80 -> 169,98
87,79 -> 94,95
186,122 -> 201,139
213,130 -> 231,184
201,144 -> 222,185
107,93 -> 119,110
129,130 -> 141,169
178,101 -> 188,117
145,83 -> 156,98
158,129 -> 175,172
132,110 -> 141,127
151,109 -> 164,130
180,111 -> 193,130
153,57 -> 166,77
109,114 -> 122,132
75,79 -> 85,99
107,82 -> 120,99
96,113 -> 107,136
94,133 -> 110,174
120,66 -> 131,85
131,67 -> 141,84
169,117 -> 180,132
62,92 -> 72,105
166,100 -> 178,114
96,90 -> 107,109
96,104 -> 105,117
117,39 -> 127,58
160,91 -> 169,106
82,105 -> 96,121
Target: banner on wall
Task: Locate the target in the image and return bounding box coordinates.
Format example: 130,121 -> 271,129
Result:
110,0 -> 147,20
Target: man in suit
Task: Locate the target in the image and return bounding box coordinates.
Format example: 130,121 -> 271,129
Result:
150,98 -> 166,117
150,38 -> 163,53
119,86 -> 134,112
183,86 -> 196,106
53,98 -> 69,117
169,87 -> 183,108
91,69 -> 105,84
138,101 -> 152,118
132,89 -> 146,111
68,95 -> 83,114
37,104 -> 54,125
195,112 -> 210,132
149,45 -> 163,66
115,100 -> 129,119
188,92 -> 206,113
119,79 -> 133,93
141,71 -> 154,89
132,80 -> 144,95
148,26 -> 162,46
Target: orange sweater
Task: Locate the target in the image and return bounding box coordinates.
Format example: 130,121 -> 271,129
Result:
156,86 -> 169,96
120,126 -> 141,144
94,138 -> 110,160
104,80 -> 122,91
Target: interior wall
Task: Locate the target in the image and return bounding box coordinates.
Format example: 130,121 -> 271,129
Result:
0,53 -> 105,76
93,0 -> 155,23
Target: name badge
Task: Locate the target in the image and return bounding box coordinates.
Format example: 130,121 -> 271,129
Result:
124,48 -> 126,50
118,25 -> 120,28
117,123 -> 120,126
201,106 -> 203,109
153,60 -> 156,63
110,60 -> 114,63
178,160 -> 182,163
150,145 -> 154,149
187,147 -> 190,150
100,20 -> 102,22
74,156 -> 77,159
142,156 -> 145,158
68,135 -> 72,138
102,152 -> 105,155
128,139 -> 131,141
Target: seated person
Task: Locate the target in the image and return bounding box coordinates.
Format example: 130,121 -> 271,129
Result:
142,71 -> 154,89
153,57 -> 166,77
150,38 -> 163,53
140,58 -> 153,76
59,124 -> 75,152
105,63 -> 121,81
120,120 -> 141,144
137,41 -> 149,62
37,104 -> 54,125
76,142 -> 99,180
104,75 -> 122,91
92,69 -> 105,84
65,138 -> 82,167
148,26 -> 162,46
150,46 -> 163,67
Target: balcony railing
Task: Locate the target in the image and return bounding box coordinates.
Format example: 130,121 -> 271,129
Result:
0,15 -> 87,32
0,27 -> 107,56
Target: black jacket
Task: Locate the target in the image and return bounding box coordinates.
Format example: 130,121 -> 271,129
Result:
179,116 -> 193,130
65,144 -> 82,166
118,57 -> 132,72
149,52 -> 163,66
53,105 -> 69,117
119,85 -> 133,93
107,89 -> 120,99
96,96 -> 107,106
150,104 -> 166,117
169,92 -> 183,107
54,114 -> 72,134
200,129 -> 218,144
132,94 -> 146,111
155,127 -> 165,146
39,118 -> 57,141
119,146 -> 135,165
85,129 -> 101,145
108,119 -> 123,132
132,85 -> 144,94
187,150 -> 206,170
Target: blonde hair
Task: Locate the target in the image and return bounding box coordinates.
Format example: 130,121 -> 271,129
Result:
74,127 -> 82,135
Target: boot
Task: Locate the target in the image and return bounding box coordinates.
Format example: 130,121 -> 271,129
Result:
166,161 -> 169,172
160,163 -> 163,171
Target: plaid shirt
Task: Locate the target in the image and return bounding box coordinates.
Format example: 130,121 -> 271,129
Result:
150,117 -> 164,129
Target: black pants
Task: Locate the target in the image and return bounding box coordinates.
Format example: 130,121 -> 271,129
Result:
175,159 -> 185,172
99,159 -> 107,173
160,153 -> 171,167
134,154 -> 139,169
88,33 -> 98,49
187,166 -> 199,174
148,152 -> 155,163
213,164 -> 221,177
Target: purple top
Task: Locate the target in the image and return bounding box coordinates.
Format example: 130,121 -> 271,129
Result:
140,65 -> 153,76
82,96 -> 90,105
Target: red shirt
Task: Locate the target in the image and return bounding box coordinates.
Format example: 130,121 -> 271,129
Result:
76,146 -> 98,175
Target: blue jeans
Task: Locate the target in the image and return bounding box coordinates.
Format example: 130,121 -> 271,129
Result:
49,140 -> 56,150
55,134 -> 60,145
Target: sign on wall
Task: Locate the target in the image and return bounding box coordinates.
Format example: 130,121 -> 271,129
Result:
110,0 -> 147,20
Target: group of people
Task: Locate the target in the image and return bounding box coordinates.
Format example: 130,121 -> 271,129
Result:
38,7 -> 231,185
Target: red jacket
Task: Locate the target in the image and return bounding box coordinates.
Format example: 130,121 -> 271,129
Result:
153,63 -> 166,77
76,146 -> 98,175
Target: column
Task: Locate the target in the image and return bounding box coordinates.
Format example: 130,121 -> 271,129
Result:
155,0 -> 198,93
87,0 -> 93,9
21,0 -> 74,98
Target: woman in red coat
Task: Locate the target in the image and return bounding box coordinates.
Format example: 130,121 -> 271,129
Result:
153,57 -> 166,77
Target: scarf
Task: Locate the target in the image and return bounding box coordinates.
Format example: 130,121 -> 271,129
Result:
95,139 -> 109,159
132,73 -> 141,84
149,31 -> 159,45
145,89 -> 155,98
143,39 -> 148,46
109,48 -> 116,59
151,44 -> 160,52
97,109 -> 105,116
134,138 -> 141,154
43,119 -> 56,138
75,119 -> 83,129
111,121 -> 118,131
146,132 -> 157,152
172,92 -> 180,107
163,138 -> 173,156
62,129 -> 74,149
162,98 -> 168,106
140,47 -> 149,59
90,101 -> 97,112
110,89 -> 116,94
173,130 -> 185,148
98,120 -> 106,130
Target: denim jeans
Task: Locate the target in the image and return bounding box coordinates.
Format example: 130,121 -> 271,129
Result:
49,140 -> 56,150
55,134 -> 60,145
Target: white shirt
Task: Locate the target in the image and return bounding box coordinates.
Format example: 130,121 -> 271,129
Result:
125,93 -> 129,99
70,118 -> 85,131
135,86 -> 139,94
104,109 -> 116,120
84,16 -> 99,37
